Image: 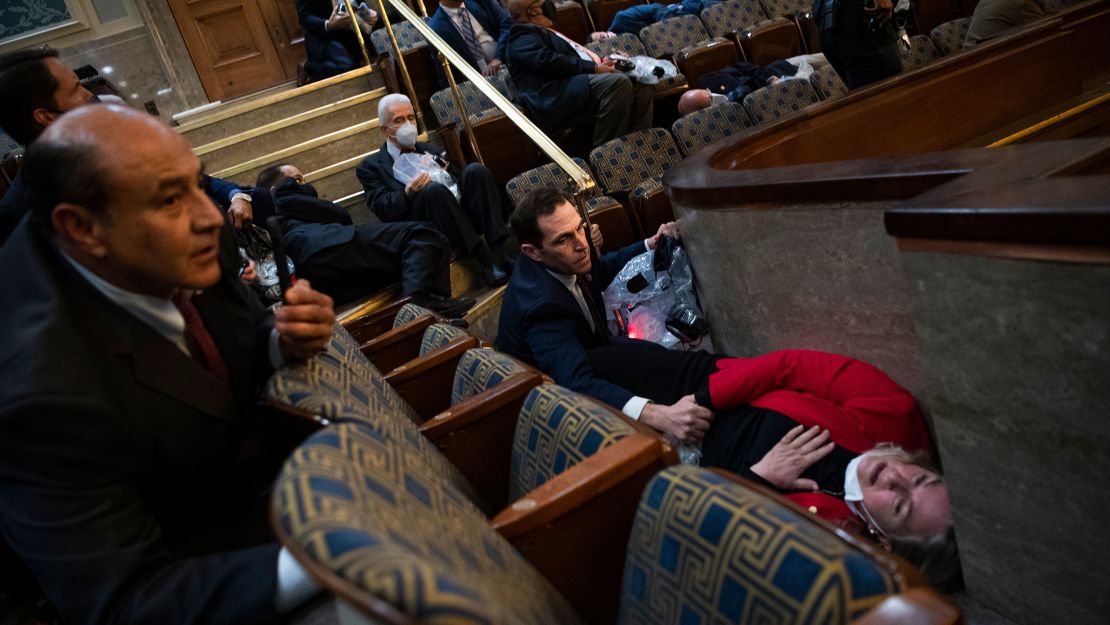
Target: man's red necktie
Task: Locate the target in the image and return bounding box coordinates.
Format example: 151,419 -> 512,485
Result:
172,290 -> 229,383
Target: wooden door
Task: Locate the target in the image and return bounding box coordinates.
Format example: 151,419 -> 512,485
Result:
169,0 -> 305,101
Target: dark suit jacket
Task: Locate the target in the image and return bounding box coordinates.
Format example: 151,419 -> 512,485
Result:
496,241 -> 644,409
0,220 -> 281,625
429,0 -> 514,88
504,23 -> 595,132
273,178 -> 357,261
0,170 -> 27,245
355,141 -> 452,221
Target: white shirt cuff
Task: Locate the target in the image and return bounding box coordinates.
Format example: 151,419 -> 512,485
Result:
622,396 -> 650,420
275,546 -> 320,613
643,239 -> 652,252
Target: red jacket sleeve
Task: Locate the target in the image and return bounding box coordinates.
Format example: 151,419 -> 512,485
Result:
706,350 -> 929,454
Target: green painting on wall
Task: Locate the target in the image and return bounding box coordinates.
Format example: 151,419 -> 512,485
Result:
0,0 -> 73,41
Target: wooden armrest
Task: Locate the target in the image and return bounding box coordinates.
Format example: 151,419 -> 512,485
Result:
385,335 -> 479,420
852,588 -> 962,625
420,371 -> 545,509
490,432 -> 678,625
359,314 -> 435,372
340,296 -> 412,343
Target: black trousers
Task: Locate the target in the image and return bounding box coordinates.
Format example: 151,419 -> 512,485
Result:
587,338 -> 724,405
820,0 -> 903,89
410,163 -> 509,252
296,222 -> 451,305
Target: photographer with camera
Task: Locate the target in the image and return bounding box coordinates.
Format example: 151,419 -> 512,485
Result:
814,0 -> 902,88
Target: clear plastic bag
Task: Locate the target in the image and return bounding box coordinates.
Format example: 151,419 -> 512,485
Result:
392,152 -> 460,201
610,55 -> 678,85
601,244 -> 707,347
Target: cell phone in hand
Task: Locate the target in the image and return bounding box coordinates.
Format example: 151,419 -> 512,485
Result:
265,216 -> 293,302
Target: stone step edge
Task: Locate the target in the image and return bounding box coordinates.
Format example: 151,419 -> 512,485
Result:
175,66 -> 377,133
193,89 -> 387,156
208,120 -> 380,180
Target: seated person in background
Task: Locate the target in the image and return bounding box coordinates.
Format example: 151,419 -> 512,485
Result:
504,0 -> 654,148
0,105 -> 335,624
429,0 -> 514,87
0,46 -> 96,243
356,94 -> 512,287
963,0 -> 1045,47
606,0 -> 721,35
296,0 -> 378,81
259,163 -> 474,316
677,58 -> 799,114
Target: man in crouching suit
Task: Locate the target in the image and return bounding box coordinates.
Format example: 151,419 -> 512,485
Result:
0,105 -> 336,625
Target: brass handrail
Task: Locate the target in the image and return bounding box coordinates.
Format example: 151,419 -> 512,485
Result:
375,0 -> 598,197
341,0 -> 373,68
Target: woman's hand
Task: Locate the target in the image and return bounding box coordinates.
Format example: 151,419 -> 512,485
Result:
750,424 -> 835,491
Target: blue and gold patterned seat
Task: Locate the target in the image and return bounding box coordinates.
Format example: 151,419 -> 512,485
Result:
509,384 -> 638,501
393,302 -> 435,328
930,17 -> 972,55
899,34 -> 943,71
589,127 -> 683,235
619,465 -> 901,624
809,63 -> 849,99
428,74 -> 517,127
742,78 -> 820,124
273,421 -> 584,625
370,19 -> 428,55
419,322 -> 470,356
585,33 -> 690,96
639,14 -> 713,60
700,0 -> 774,37
671,101 -> 754,156
504,159 -> 642,249
450,348 -> 531,405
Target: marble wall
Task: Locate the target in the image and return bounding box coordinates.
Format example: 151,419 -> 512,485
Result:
901,251 -> 1110,625
56,25 -> 189,119
675,200 -> 926,401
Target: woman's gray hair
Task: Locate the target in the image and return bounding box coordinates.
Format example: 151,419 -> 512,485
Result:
377,93 -> 412,126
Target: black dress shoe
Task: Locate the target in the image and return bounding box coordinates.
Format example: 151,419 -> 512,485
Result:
481,262 -> 508,287
409,292 -> 476,319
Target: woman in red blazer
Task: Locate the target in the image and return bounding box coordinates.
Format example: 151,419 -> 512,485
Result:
695,349 -> 950,543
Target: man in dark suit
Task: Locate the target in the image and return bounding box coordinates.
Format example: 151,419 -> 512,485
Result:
503,0 -> 653,147
0,46 -> 95,244
355,93 -> 511,286
0,48 -> 254,244
0,105 -> 335,624
295,0 -> 377,81
258,163 -> 474,316
428,0 -> 514,88
497,189 -> 718,444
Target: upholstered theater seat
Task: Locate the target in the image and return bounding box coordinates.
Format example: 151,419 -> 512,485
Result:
671,101 -> 754,156
700,0 -> 774,40
494,384 -> 677,624
639,14 -> 713,61
272,421 -> 584,625
809,62 -> 849,99
742,77 -> 820,124
589,127 -> 683,235
899,34 -> 943,71
930,17 -> 972,55
619,465 -> 948,625
505,158 -> 643,250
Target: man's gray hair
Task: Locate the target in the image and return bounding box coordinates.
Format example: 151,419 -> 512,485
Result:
377,93 -> 412,126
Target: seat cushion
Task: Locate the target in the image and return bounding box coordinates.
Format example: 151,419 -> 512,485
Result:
394,302 -> 433,328
274,422 -> 584,625
452,348 -> 530,405
509,384 -> 636,501
420,322 -> 469,356
619,466 -> 897,624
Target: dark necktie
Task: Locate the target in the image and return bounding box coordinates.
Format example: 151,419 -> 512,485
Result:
576,275 -> 611,343
172,290 -> 229,383
457,7 -> 489,65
